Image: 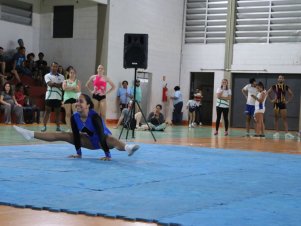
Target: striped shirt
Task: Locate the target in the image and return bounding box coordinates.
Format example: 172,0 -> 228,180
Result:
216,87 -> 231,108
45,72 -> 65,100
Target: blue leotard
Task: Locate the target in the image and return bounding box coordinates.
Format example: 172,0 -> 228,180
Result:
71,109 -> 111,156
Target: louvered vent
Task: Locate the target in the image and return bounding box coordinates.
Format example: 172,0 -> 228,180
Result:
235,0 -> 301,43
0,1 -> 32,26
185,0 -> 228,44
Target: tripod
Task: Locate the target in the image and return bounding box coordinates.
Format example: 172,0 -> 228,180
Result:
118,68 -> 156,141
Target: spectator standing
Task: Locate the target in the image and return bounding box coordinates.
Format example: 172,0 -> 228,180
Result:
170,86 -> 183,125
214,79 -> 231,136
41,62 -> 65,132
130,79 -> 142,112
194,89 -> 203,126
267,75 -> 294,139
58,65 -> 65,76
62,67 -> 81,131
85,64 -> 115,120
117,80 -> 131,113
241,78 -> 257,137
251,82 -> 267,138
186,94 -> 197,128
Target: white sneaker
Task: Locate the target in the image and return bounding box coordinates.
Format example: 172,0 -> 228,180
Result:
136,126 -> 145,131
125,144 -> 140,156
285,133 -> 294,140
13,125 -> 34,141
199,122 -> 203,126
188,124 -> 192,128
273,132 -> 280,139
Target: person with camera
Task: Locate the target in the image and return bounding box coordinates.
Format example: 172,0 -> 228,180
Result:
139,104 -> 167,131
113,100 -> 142,129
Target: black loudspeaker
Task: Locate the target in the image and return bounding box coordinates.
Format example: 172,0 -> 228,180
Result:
123,33 -> 148,69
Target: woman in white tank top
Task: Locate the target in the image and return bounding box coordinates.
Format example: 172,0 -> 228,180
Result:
251,82 -> 267,138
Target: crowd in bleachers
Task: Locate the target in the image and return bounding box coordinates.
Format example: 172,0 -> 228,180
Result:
0,40 -> 49,87
0,39 -> 66,125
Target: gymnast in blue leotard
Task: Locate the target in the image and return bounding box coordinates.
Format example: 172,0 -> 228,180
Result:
13,93 -> 139,160
71,103 -> 112,159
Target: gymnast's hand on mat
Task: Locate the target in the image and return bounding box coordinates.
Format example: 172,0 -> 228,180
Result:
68,154 -> 82,158
99,157 -> 111,161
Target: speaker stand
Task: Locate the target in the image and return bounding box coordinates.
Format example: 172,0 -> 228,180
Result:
118,68 -> 156,142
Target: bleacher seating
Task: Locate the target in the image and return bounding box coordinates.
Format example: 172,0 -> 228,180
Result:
1,75 -> 65,124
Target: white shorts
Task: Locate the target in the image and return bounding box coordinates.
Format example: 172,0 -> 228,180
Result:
255,109 -> 265,114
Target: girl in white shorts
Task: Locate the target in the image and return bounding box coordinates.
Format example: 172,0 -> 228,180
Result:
251,82 -> 267,137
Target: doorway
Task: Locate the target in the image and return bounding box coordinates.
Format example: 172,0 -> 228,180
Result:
190,72 -> 214,125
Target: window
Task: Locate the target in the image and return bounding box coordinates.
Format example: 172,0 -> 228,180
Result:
53,5 -> 74,38
0,0 -> 32,26
185,0 -> 228,44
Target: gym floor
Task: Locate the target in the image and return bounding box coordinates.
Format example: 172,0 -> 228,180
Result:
0,123 -> 300,226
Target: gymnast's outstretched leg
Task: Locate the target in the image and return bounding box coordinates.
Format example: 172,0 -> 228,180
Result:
13,125 -> 139,160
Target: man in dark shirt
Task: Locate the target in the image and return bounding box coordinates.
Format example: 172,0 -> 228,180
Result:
34,52 -> 48,84
144,104 -> 167,131
35,52 -> 48,70
11,46 -> 29,82
267,75 -> 294,139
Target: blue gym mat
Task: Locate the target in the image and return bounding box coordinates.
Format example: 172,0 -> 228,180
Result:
0,143 -> 300,226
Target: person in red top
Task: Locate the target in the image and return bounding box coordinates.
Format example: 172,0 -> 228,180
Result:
267,75 -> 294,139
14,83 -> 26,106
85,65 -> 115,120
15,83 -> 40,123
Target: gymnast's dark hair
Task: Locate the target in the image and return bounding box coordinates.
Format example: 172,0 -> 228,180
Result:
257,81 -> 264,89
80,93 -> 94,109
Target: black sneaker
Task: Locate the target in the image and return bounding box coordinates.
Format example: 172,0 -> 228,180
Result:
56,127 -> 63,132
252,134 -> 260,138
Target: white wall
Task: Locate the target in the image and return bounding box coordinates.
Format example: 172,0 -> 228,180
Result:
232,44 -> 301,73
106,0 -> 184,119
39,0 -> 100,92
